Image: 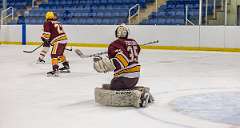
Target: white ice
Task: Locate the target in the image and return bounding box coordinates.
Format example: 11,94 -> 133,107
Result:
1,45 -> 240,128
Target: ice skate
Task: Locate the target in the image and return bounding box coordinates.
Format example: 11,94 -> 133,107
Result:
47,70 -> 59,77
140,92 -> 150,107
36,58 -> 45,64
148,93 -> 154,103
59,66 -> 70,73
59,62 -> 70,73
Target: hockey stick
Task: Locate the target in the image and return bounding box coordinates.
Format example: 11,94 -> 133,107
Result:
75,40 -> 159,58
75,49 -> 107,58
23,43 -> 44,53
23,43 -> 72,53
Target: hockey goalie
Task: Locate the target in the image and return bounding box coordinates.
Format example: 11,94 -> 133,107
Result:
94,24 -> 154,108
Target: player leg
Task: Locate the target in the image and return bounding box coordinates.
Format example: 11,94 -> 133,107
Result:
47,43 -> 60,76
58,55 -> 70,73
111,77 -> 152,106
102,77 -> 138,90
47,57 -> 59,77
100,77 -> 150,107
37,43 -> 50,64
47,42 -> 67,76
110,77 -> 139,90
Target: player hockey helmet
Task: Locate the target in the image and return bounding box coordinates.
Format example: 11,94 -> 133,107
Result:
45,11 -> 55,20
115,24 -> 129,38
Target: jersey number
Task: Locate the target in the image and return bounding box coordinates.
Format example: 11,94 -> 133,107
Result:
54,24 -> 64,34
127,46 -> 138,62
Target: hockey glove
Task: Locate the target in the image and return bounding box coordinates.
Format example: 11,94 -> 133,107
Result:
41,37 -> 51,47
93,56 -> 116,73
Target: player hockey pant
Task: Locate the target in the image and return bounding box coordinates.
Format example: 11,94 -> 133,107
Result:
51,42 -> 67,71
110,77 -> 139,90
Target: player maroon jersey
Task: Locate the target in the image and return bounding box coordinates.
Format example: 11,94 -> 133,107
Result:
108,38 -> 141,78
41,20 -> 68,45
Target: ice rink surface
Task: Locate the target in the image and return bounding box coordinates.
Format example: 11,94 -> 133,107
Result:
1,45 -> 240,128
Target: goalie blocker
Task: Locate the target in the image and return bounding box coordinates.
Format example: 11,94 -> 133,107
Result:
95,86 -> 154,108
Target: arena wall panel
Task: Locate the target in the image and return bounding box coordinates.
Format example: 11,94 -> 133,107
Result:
26,25 -> 42,43
1,25 -> 240,52
199,26 -> 225,48
0,25 -> 22,43
225,26 -> 240,48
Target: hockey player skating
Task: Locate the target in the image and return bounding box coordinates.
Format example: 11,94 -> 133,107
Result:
93,24 -> 154,107
40,11 -> 70,76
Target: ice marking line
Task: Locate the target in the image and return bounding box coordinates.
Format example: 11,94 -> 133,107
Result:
136,87 -> 240,128
60,99 -> 95,108
152,87 -> 240,96
168,91 -> 240,128
136,109 -> 196,128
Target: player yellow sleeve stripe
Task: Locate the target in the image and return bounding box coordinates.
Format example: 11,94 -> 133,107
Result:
114,65 -> 140,77
115,53 -> 128,67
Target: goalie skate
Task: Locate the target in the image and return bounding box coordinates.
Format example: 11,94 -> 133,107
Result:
148,93 -> 154,103
47,70 -> 59,77
140,92 -> 150,107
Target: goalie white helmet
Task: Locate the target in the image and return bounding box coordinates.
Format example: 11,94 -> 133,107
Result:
115,24 -> 129,38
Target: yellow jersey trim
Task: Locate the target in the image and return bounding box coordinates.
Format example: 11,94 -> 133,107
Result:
115,53 -> 129,67
114,65 -> 140,77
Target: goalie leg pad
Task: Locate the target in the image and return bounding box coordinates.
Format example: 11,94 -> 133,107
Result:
95,87 -> 142,107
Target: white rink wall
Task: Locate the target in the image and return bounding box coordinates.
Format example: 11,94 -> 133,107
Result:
0,25 -> 240,48
0,25 -> 22,43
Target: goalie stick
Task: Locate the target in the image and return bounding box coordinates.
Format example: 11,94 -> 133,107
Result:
23,44 -> 73,53
75,49 -> 107,58
75,40 -> 159,58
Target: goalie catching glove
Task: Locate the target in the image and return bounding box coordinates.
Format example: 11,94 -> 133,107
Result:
93,56 -> 116,73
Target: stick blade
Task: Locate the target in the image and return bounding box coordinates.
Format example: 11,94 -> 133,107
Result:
75,49 -> 83,56
66,47 -> 73,51
75,49 -> 88,58
23,50 -> 34,53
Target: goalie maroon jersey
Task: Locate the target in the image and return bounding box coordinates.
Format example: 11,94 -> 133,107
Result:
108,38 -> 141,78
41,21 -> 68,45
